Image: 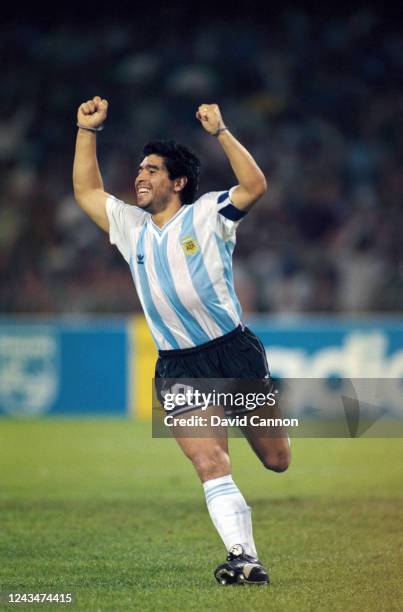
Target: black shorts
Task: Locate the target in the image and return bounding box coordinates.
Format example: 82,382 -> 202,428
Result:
155,325 -> 269,379
155,325 -> 273,415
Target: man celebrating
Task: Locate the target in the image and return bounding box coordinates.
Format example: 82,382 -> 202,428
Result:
73,96 -> 290,585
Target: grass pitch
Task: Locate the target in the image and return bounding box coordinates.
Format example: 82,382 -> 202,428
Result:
0,419 -> 402,611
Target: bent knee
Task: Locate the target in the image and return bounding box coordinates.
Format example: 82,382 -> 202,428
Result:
261,450 -> 290,473
188,447 -> 230,480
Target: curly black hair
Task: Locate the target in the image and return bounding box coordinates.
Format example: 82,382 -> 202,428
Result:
142,140 -> 200,205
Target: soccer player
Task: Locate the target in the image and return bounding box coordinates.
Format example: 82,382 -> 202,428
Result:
73,96 -> 290,585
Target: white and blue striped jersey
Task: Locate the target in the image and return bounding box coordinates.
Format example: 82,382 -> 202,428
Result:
106,189 -> 246,351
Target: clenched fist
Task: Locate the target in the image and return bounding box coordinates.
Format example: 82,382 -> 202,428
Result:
196,103 -> 226,135
77,96 -> 108,129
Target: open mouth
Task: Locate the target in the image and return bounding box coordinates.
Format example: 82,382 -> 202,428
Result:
137,187 -> 151,197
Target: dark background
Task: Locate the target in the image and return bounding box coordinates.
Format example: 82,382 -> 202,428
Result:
1,2 -> 402,314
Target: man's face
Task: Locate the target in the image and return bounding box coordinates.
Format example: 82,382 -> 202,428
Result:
135,154 -> 175,211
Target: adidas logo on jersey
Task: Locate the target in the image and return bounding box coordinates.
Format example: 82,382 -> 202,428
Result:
137,254 -> 144,264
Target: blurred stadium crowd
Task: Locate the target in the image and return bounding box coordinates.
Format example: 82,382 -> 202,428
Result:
1,8 -> 402,314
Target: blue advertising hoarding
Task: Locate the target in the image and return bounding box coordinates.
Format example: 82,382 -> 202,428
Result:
0,316 -> 402,418
0,319 -> 129,417
249,316 -> 403,379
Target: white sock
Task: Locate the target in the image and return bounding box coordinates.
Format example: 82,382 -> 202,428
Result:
203,474 -> 258,559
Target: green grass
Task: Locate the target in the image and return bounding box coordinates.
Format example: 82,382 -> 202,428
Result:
0,420 -> 402,611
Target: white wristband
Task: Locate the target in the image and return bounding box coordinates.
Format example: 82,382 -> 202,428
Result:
212,126 -> 228,137
77,123 -> 104,133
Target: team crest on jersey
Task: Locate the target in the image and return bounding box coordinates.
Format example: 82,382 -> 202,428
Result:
181,236 -> 200,256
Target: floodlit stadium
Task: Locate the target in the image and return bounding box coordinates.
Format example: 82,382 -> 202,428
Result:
1,4 -> 403,610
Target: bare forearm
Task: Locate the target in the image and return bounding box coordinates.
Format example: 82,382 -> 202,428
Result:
72,97 -> 109,231
72,129 -> 108,231
196,103 -> 267,209
73,128 -> 104,197
217,129 -> 267,196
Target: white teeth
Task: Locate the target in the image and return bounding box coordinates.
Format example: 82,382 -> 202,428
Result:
138,188 -> 150,195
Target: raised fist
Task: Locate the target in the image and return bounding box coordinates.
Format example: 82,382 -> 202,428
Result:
77,96 -> 108,129
196,103 -> 225,134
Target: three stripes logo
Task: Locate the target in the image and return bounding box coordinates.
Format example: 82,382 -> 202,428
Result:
137,254 -> 144,265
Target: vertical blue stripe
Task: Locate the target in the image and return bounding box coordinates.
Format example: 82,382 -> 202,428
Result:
215,235 -> 242,318
131,225 -> 180,350
152,235 -> 211,346
180,207 -> 236,334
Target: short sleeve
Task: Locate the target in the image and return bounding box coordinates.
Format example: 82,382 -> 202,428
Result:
106,195 -> 147,263
193,187 -> 247,241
